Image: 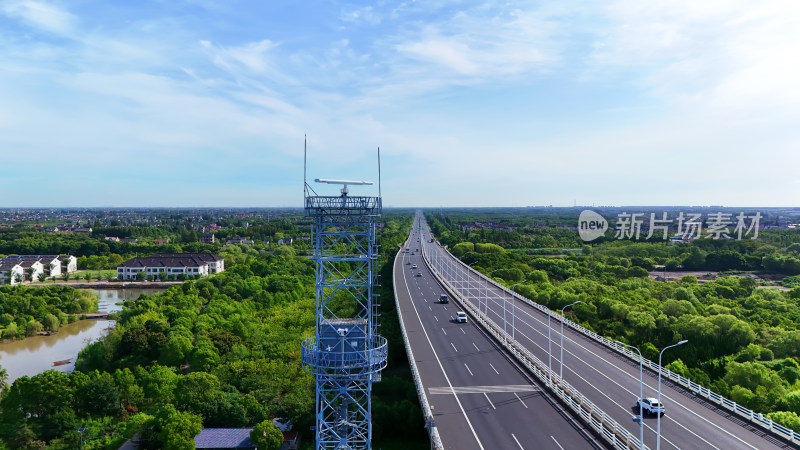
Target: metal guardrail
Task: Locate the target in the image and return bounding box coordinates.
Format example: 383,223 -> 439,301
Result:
393,239 -> 444,450
429,237 -> 800,446
300,336 -> 388,375
422,243 -> 646,450
305,196 -> 381,215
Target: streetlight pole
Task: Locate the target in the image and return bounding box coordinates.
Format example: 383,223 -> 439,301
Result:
510,280 -> 528,341
658,340 -> 688,450
466,262 -> 477,305
560,301 -> 581,379
615,341 -> 643,450
486,269 -> 501,316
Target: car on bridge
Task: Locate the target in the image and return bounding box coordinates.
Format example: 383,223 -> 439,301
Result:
456,311 -> 468,323
439,294 -> 449,304
411,264 -> 417,269
638,397 -> 665,416
415,272 -> 422,277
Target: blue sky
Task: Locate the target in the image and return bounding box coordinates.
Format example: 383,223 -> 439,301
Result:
1,0 -> 798,207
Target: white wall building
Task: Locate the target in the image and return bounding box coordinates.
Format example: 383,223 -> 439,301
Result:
0,255 -> 76,283
117,253 -> 224,280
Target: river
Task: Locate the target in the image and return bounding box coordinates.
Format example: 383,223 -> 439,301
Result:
0,288 -> 164,384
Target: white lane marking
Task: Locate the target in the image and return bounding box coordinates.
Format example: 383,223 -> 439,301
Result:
434,315 -> 438,322
451,342 -> 458,352
428,305 -> 432,311
514,392 -> 528,408
484,392 -> 496,410
489,363 -> 499,375
550,435 -> 564,450
473,342 -> 480,351
398,241 -> 485,449
511,433 -> 524,449
441,327 -> 447,336
465,363 -> 474,376
461,328 -> 466,334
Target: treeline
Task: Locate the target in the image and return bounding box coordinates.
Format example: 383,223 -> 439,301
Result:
0,286 -> 97,339
429,214 -> 800,275
426,211 -> 800,432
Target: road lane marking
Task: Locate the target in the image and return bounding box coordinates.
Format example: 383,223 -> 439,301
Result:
550,436 -> 564,450
511,433 -> 524,449
434,315 -> 438,322
489,363 -> 499,375
514,392 -> 528,408
461,328 -> 466,334
473,342 -> 480,351
484,392 -> 496,409
451,342 -> 458,352
465,363 -> 474,376
441,327 -> 447,336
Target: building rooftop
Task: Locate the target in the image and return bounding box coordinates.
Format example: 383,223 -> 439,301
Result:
194,428 -> 254,449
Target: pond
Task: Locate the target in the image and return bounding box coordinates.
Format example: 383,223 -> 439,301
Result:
0,288 -> 164,384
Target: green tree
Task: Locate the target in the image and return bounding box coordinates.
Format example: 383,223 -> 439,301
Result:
42,313 -> 60,331
250,420 -> 283,450
155,405 -> 202,450
767,411 -> 800,433
77,371 -> 120,416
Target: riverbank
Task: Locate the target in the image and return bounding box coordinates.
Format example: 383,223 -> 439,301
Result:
0,288 -> 167,383
24,281 -> 182,289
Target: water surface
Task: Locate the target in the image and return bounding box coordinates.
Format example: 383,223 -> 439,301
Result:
0,288 -> 164,383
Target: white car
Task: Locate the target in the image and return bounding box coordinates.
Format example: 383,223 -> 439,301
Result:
638,397 -> 665,416
456,312 -> 468,323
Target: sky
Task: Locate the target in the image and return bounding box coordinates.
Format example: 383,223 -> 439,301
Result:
1,0 -> 799,208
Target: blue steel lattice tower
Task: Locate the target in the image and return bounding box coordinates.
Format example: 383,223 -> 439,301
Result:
301,175 -> 387,450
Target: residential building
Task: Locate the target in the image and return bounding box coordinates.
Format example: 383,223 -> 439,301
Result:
226,236 -> 253,244
0,255 -> 77,283
200,234 -> 215,244
0,262 -> 23,285
116,253 -> 224,280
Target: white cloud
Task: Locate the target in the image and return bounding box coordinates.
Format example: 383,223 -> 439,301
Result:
340,5 -> 382,26
1,0 -> 75,35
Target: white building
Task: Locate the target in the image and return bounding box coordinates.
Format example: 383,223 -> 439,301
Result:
0,255 -> 77,283
0,262 -> 23,285
117,253 -> 224,280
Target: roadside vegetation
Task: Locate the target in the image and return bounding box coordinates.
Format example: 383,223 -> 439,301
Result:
427,210 -> 800,432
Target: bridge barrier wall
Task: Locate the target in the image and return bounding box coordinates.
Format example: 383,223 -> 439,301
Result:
422,242 -> 646,450
428,237 -> 800,446
393,238 -> 444,450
